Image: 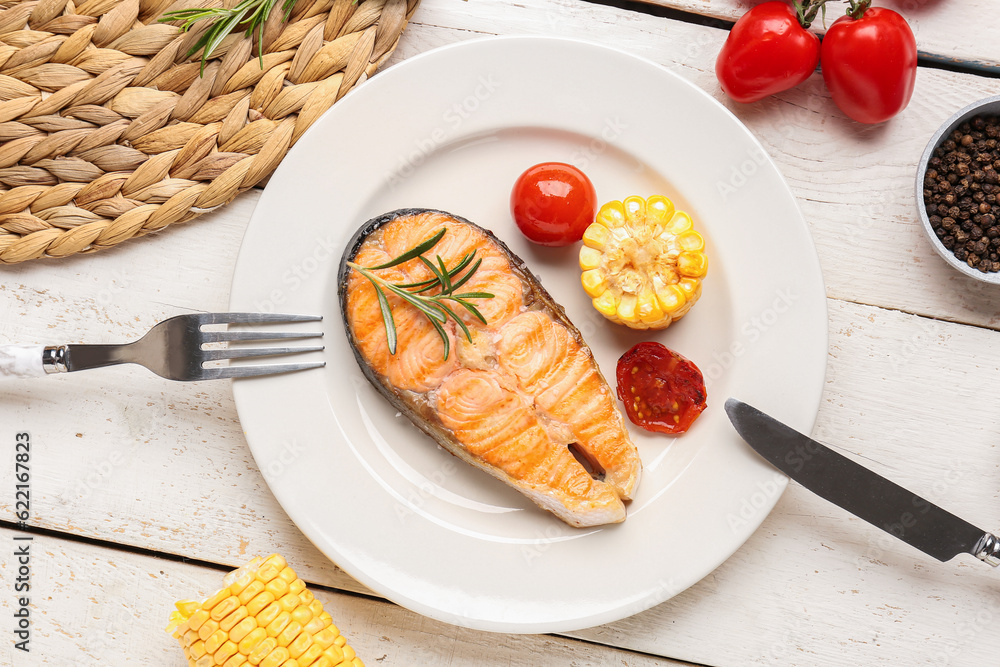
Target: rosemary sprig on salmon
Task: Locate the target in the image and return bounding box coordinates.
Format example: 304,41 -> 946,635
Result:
346,228 -> 494,360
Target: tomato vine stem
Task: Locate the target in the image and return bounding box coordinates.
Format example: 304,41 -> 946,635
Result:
845,0 -> 872,20
792,0 -> 838,30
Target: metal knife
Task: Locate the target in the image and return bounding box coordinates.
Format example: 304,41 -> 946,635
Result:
724,398 -> 1000,567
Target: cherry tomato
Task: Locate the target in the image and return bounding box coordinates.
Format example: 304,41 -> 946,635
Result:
510,162 -> 597,247
821,6 -> 917,124
715,1 -> 820,104
616,342 -> 707,435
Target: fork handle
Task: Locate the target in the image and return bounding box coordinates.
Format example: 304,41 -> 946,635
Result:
0,344 -> 66,378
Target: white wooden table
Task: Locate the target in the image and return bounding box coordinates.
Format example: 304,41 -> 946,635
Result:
3,1 -> 1000,664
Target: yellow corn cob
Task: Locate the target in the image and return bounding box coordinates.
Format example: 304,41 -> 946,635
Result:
166,554 -> 365,667
579,195 -> 707,330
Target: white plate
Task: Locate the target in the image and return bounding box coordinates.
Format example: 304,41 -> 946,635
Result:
229,36 -> 828,633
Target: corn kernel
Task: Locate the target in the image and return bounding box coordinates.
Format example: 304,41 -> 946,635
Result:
636,291 -> 662,323
189,610 -> 212,633
239,627 -> 268,655
203,588 -> 233,613
592,290 -> 618,316
645,195 -> 674,229
287,629 -> 312,658
302,617 -> 326,636
177,600 -> 202,616
296,643 -> 323,665
582,222 -> 610,250
656,284 -> 686,312
212,596 -> 241,622
190,641 -> 207,659
596,200 -> 625,228
277,621 -> 303,648
229,569 -> 257,597
665,210 -> 692,235
205,629 -> 228,654
678,277 -> 701,299
220,607 -> 249,633
215,640 -> 239,665
288,580 -> 307,596
622,196 -> 645,227
289,605 -> 313,627
579,245 -> 602,271
230,617 -> 258,644
199,620 -> 221,642
260,647 -> 290,667
677,230 -> 704,252
238,581 -> 265,606
677,251 -> 708,278
247,592 -> 276,617
616,293 -> 637,321
266,611 -> 292,638
580,269 -> 607,297
224,654 -> 248,667
248,637 -> 278,665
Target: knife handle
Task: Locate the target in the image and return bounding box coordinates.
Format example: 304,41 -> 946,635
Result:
0,344 -> 67,378
974,534 -> 1000,567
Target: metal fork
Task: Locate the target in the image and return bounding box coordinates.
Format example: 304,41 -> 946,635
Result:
0,313 -> 325,381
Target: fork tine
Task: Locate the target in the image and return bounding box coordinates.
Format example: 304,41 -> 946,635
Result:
202,346 -> 325,362
200,313 -> 324,325
204,362 -> 326,380
200,330 -> 323,343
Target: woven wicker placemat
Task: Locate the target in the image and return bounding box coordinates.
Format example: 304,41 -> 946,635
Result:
0,0 -> 418,264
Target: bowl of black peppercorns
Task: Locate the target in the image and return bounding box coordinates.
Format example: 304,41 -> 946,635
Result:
918,95 -> 1000,282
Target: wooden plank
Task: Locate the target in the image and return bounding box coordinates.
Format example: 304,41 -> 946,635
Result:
622,0 -> 1000,73
0,527 -> 686,666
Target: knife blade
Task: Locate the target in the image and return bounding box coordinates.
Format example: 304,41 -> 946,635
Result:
724,398 -> 1000,567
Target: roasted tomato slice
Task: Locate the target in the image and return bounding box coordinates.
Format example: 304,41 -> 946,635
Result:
616,342 -> 707,434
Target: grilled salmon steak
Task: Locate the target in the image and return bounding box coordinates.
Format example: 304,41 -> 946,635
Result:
338,209 -> 641,527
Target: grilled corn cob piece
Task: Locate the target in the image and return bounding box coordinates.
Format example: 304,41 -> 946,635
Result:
166,554 -> 364,667
579,195 -> 707,330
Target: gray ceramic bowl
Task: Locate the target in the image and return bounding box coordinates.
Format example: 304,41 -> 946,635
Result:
916,94 -> 1000,284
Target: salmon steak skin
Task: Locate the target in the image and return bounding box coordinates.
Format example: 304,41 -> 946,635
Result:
337,209 -> 642,527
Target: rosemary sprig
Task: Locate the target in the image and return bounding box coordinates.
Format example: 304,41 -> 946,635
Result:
159,0 -> 297,74
347,229 -> 495,360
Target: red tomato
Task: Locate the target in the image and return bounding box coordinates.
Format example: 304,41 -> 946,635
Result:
715,1 -> 820,104
821,7 -> 917,124
510,162 -> 597,246
616,342 -> 707,435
